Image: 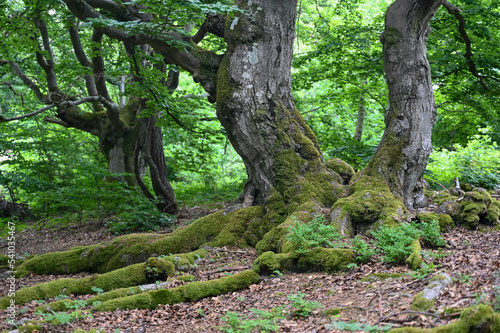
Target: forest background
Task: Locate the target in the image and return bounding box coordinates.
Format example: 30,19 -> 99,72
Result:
0,0 -> 499,234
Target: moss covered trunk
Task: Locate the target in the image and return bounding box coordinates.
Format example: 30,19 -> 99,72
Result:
359,0 -> 444,209
216,0 -> 340,206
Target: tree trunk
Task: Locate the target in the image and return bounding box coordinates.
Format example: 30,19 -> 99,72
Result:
217,0 -> 340,207
360,0 -> 443,209
354,81 -> 367,142
98,97 -> 178,214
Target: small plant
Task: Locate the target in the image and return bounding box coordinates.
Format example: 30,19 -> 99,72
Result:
327,321 -> 391,332
287,292 -> 324,317
286,215 -> 344,254
220,306 -> 286,333
54,294 -> 69,301
372,220 -> 445,264
272,270 -> 283,277
419,220 -> 446,247
407,262 -> 435,280
91,287 -> 104,294
350,236 -> 376,263
237,296 -> 245,301
372,223 -> 423,264
456,272 -> 473,284
346,263 -> 358,270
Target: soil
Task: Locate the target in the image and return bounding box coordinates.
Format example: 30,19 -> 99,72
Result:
0,207 -> 499,333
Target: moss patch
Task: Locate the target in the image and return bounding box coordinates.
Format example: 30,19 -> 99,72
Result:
360,273 -> 403,283
411,291 -> 433,311
325,158 -> 355,185
330,175 -> 405,236
405,239 -> 423,270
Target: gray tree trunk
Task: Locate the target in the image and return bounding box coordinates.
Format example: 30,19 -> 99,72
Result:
216,0 -> 337,205
362,0 -> 443,209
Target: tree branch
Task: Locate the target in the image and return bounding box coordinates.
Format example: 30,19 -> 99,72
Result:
69,22 -> 99,97
33,17 -> 58,92
3,61 -> 44,101
0,96 -> 112,123
62,0 -> 221,100
443,1 -> 500,89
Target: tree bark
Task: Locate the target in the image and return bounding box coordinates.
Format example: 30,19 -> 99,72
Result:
360,0 -> 444,209
217,0 -> 339,206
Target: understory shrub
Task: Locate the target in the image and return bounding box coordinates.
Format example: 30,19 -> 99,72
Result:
372,220 -> 445,264
426,130 -> 500,189
286,215 -> 344,254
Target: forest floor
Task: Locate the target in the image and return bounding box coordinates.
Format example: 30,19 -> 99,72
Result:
0,205 -> 499,333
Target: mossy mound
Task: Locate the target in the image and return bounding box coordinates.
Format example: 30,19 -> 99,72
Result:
15,207 -> 265,278
325,158 -> 355,185
459,188 -> 499,229
389,304 -> 499,333
406,239 -> 423,270
360,273 -> 403,283
253,248 -> 355,275
330,175 -> 406,236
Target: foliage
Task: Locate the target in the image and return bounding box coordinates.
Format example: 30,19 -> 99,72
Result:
220,306 -> 286,333
350,236 -> 376,263
287,292 -> 324,317
426,130 -> 500,189
327,321 -> 391,332
105,197 -> 176,234
286,215 -> 344,254
419,220 -> 447,248
372,220 -> 445,264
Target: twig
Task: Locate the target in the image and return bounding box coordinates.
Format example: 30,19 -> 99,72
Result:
376,310 -> 439,324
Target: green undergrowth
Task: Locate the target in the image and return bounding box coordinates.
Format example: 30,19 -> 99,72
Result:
254,215 -> 446,275
220,292 -> 323,333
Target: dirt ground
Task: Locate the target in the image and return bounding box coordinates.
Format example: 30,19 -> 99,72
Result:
0,210 -> 499,333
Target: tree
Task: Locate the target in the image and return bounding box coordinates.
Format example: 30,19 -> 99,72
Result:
2,1 -> 499,325
0,3 -> 178,214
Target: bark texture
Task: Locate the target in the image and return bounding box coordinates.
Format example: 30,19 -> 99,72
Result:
217,0 -> 337,205
361,0 -> 444,209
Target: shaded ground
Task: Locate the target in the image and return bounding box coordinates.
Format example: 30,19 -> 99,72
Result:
0,212 -> 499,332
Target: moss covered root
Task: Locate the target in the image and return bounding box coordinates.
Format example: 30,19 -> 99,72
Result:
330,175 -> 406,237
94,270 -> 260,311
15,207 -> 264,277
253,248 -> 355,275
388,304 -> 499,333
0,257 -> 176,309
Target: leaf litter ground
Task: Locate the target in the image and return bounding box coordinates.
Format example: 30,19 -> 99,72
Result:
0,214 -> 499,332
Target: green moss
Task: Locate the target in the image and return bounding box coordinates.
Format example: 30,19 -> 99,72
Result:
437,214 -> 455,232
460,202 -> 487,229
176,274 -> 195,282
2,260 -> 152,308
429,304 -> 496,333
253,251 -> 295,275
331,175 -> 405,236
17,207 -> 265,277
145,257 -> 175,280
405,239 -> 423,270
485,201 -> 500,225
17,325 -> 43,333
434,194 -> 459,207
417,211 -> 439,223
360,273 -> 403,282
325,158 -> 355,184
411,291 -> 433,311
320,307 -> 342,316
95,270 -> 260,311
384,27 -> 403,48
297,248 -> 355,273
